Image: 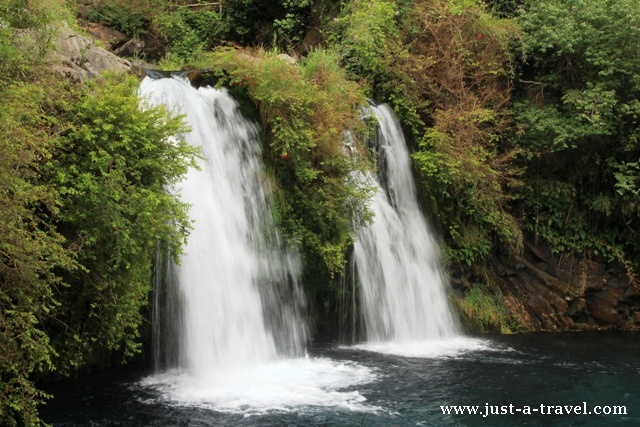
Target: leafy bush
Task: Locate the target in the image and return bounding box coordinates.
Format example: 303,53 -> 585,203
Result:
221,0 -> 313,48
1,0 -> 73,29
329,0 -> 425,137
87,3 -> 151,37
180,8 -> 226,48
406,0 -> 523,267
0,9 -> 74,424
0,79 -> 72,427
44,73 -> 198,375
0,13 -> 197,422
153,10 -> 206,63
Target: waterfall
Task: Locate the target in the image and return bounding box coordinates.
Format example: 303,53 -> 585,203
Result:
139,76 -> 306,375
138,76 -> 374,413
354,103 -> 460,344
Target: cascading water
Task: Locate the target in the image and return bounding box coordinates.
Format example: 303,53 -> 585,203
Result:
353,103 -> 468,355
138,75 -> 374,413
140,75 -> 306,374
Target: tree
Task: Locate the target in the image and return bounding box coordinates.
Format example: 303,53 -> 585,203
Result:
515,0 -> 640,270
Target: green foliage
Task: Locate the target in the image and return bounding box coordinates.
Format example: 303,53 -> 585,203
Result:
153,10 -> 207,64
152,5 -> 228,64
0,8 -> 196,422
0,0 -> 74,77
514,0 -> 640,268
179,8 -> 226,48
336,0 -> 399,76
0,24 -> 30,83
272,0 -> 312,46
329,0 -> 425,137
44,73 -> 197,375
193,47 -> 372,280
221,0 -> 313,48
85,0 -> 172,37
454,285 -> 519,333
0,79 -> 71,427
87,0 -> 228,63
86,1 -> 228,63
1,0 -> 73,29
407,0 -> 523,268
483,0 -> 522,18
87,3 -> 150,37
0,10 -> 74,424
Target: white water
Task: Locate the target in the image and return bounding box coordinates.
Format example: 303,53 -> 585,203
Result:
140,357 -> 377,414
354,104 -> 462,349
353,337 -> 493,358
139,76 -> 374,412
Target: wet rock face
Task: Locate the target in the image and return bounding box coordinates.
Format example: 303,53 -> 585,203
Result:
50,27 -> 131,82
492,242 -> 640,331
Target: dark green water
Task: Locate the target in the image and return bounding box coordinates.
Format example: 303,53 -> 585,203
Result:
42,332 -> 639,426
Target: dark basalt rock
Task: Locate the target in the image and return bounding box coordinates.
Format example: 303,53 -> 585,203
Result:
489,240 -> 640,331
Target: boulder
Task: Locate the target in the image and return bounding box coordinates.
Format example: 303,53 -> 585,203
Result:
50,27 -> 131,82
86,22 -> 128,50
276,53 -> 297,65
588,290 -> 622,325
113,37 -> 144,57
76,0 -> 100,22
298,28 -> 322,55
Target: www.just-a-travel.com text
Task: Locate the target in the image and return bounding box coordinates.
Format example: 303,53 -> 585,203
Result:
440,402 -> 627,417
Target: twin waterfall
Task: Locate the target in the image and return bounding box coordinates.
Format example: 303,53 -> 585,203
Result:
139,76 -> 460,410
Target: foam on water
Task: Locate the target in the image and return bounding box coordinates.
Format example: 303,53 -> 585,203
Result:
352,337 -> 496,358
139,357 -> 377,414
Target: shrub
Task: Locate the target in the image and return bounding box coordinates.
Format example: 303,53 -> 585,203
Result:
514,0 -> 640,272
0,33 -> 196,423
44,73 -> 197,375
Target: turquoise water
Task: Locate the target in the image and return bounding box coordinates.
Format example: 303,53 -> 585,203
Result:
42,332 -> 639,426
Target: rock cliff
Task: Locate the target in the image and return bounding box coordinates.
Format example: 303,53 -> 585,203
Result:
490,242 -> 640,331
